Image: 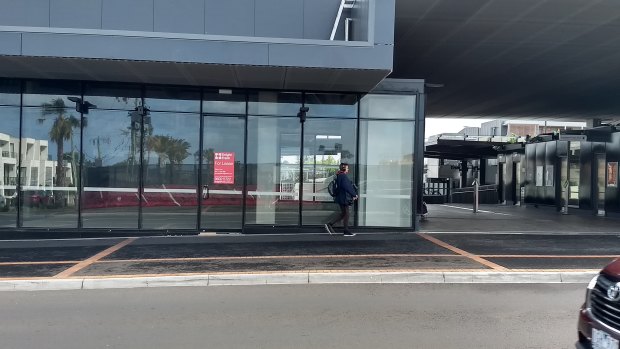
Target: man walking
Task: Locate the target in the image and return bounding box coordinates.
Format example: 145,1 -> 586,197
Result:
325,163 -> 358,237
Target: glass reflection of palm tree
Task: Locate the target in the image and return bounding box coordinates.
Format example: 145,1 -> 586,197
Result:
147,135 -> 190,182
40,98 -> 80,206
195,148 -> 215,183
195,148 -> 215,164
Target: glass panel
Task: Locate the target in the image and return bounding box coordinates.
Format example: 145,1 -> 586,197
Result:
142,112 -> 200,229
246,116 -> 300,225
359,120 -> 414,227
515,162 -> 522,188
597,155 -> 606,212
0,79 -> 20,106
144,86 -> 200,113
201,116 -> 245,230
560,157 -> 568,209
0,106 -> 20,227
20,106 -> 80,228
301,118 -> 357,226
23,80 -> 82,107
248,91 -> 302,116
360,94 -> 416,120
304,93 -> 357,118
203,89 -> 246,115
82,110 -> 140,229
568,142 -> 580,207
84,83 -> 142,110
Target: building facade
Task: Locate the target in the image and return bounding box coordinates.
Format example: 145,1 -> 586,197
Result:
0,0 -> 427,235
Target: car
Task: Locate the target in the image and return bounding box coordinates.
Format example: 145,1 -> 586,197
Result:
577,258 -> 620,349
24,191 -> 55,208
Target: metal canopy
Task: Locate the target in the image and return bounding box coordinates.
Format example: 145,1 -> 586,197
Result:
0,55 -> 389,93
425,139 -> 523,160
392,0 -> 620,121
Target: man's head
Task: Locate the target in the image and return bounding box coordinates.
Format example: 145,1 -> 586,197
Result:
339,163 -> 349,173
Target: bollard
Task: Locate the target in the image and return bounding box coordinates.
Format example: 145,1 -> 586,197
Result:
562,181 -> 569,215
473,179 -> 479,213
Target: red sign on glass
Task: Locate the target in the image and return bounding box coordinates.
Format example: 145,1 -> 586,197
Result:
214,152 -> 235,184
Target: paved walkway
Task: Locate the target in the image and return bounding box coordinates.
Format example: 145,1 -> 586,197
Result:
0,204 -> 618,290
420,203 -> 620,233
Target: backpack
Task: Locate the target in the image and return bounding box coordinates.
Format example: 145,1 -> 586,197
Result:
327,176 -> 339,198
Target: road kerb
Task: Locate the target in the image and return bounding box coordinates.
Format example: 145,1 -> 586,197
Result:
0,271 -> 600,291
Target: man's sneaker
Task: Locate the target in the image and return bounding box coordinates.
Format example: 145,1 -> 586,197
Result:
343,231 -> 356,237
324,224 -> 335,235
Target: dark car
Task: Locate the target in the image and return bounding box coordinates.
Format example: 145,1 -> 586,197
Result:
24,191 -> 55,208
577,259 -> 620,349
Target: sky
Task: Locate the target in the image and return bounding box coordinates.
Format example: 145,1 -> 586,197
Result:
425,118 -> 491,140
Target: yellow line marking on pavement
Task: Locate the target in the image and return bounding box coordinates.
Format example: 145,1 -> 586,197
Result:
480,255 -> 620,258
0,261 -> 82,266
417,233 -> 510,271
54,238 -> 137,278
95,254 -> 459,263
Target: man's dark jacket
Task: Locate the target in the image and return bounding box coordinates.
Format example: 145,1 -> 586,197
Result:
334,172 -> 357,206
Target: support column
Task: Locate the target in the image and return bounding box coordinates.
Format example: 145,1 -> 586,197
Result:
460,160 -> 468,188
479,159 -> 486,185
414,93 -> 426,222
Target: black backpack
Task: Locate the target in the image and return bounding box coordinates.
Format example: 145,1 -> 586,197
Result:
327,175 -> 339,198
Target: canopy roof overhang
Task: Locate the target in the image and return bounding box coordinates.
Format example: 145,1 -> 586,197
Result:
425,139 -> 524,160
0,55 -> 389,92
392,0 -> 620,121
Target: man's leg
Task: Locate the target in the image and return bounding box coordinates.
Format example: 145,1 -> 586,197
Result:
325,205 -> 344,235
342,205 -> 355,236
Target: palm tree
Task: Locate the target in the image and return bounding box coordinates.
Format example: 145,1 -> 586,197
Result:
194,148 -> 215,183
147,135 -> 169,167
194,148 -> 215,165
146,135 -> 190,182
166,138 -> 190,165
40,99 -> 80,203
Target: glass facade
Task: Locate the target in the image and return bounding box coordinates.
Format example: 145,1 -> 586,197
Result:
0,79 -> 419,232
569,142 -> 581,207
359,94 -> 416,227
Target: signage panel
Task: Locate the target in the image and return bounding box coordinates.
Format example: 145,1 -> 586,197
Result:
608,162 -> 618,187
558,134 -> 587,141
214,152 -> 235,184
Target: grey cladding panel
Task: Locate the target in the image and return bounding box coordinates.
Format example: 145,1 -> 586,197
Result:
303,0 -> 341,40
205,0 -> 254,36
255,0 -> 303,39
374,0 -> 395,44
0,32 -> 21,55
50,0 -> 102,29
102,0 -> 153,31
154,0 -> 204,34
269,43 -> 392,70
0,0 -> 49,27
21,32 -> 269,66
352,0 -> 369,42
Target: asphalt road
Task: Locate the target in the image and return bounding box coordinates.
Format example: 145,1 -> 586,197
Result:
0,284 -> 585,349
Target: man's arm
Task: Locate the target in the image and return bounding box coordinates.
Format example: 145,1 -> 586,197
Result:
339,174 -> 357,197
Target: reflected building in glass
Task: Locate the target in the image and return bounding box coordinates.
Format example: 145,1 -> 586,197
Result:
0,0 -> 428,235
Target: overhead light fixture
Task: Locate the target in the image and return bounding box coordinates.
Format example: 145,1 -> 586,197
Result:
67,97 -> 97,114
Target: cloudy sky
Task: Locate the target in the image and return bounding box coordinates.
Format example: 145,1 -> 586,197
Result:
425,118 -> 490,139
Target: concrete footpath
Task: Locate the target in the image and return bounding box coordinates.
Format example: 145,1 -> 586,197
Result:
0,231 -> 616,291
